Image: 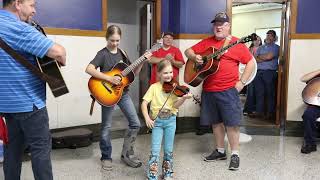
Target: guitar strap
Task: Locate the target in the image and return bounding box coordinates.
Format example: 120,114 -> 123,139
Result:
0,38 -> 59,85
89,48 -> 130,115
216,35 -> 232,59
118,48 -> 130,64
89,95 -> 96,116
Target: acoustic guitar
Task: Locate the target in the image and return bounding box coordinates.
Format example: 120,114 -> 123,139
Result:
302,77 -> 320,106
31,21 -> 69,97
88,43 -> 162,107
184,33 -> 256,87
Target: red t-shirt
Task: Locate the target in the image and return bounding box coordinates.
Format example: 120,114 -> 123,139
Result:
191,36 -> 252,92
149,46 -> 185,84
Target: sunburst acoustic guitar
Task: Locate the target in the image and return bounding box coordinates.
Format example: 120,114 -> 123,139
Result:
88,43 -> 162,107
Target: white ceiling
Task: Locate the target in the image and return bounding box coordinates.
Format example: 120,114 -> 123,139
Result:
232,3 -> 282,14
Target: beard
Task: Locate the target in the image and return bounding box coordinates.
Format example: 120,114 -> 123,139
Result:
19,11 -> 33,23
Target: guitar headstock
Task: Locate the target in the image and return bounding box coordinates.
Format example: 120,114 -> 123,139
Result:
239,33 -> 257,44
149,42 -> 163,53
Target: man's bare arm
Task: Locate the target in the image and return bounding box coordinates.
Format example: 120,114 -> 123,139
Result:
46,43 -> 66,66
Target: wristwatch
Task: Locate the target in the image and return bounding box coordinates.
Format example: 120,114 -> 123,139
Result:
240,79 -> 247,85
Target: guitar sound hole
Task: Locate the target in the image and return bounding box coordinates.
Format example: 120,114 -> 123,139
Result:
195,64 -> 203,72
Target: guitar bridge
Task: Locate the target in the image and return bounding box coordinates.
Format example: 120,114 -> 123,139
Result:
102,81 -> 112,94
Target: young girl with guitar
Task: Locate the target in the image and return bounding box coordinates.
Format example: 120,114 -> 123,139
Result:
85,25 -> 152,170
141,59 -> 192,180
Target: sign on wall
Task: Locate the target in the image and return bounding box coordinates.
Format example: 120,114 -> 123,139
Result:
33,0 -> 103,30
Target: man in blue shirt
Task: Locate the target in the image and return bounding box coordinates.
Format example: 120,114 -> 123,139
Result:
252,30 -> 280,120
0,0 -> 66,179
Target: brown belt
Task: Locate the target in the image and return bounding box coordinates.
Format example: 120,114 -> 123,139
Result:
157,109 -> 173,119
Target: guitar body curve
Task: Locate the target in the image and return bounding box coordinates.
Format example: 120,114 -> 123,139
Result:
302,77 -> 320,106
184,47 -> 219,87
88,62 -> 135,107
37,56 -> 69,97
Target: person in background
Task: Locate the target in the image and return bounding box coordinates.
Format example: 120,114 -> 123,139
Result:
85,25 -> 152,170
184,12 -> 255,170
0,0 -> 67,179
141,60 -> 192,180
252,30 -> 280,120
243,35 -> 262,116
300,69 -> 320,154
149,32 -> 185,84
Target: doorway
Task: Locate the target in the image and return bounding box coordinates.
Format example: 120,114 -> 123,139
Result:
106,0 -> 154,130
231,0 -> 290,128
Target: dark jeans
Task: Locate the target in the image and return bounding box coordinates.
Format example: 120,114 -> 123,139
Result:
243,83 -> 256,113
2,107 -> 53,180
302,106 -> 320,145
254,70 -> 277,114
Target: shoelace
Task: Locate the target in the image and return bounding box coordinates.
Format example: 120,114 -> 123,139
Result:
231,155 -> 239,163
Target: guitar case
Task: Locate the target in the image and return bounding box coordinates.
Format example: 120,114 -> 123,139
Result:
51,128 -> 93,149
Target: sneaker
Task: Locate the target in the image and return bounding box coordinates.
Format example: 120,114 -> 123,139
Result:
203,149 -> 227,162
301,144 -> 317,154
228,154 -> 240,171
101,159 -> 112,171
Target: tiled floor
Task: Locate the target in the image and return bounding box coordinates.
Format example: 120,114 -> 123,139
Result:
1,132 -> 320,180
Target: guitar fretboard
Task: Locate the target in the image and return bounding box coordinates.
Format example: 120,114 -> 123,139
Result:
206,39 -> 242,60
121,55 -> 147,76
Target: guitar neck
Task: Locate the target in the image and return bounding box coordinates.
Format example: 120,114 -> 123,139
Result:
121,55 -> 147,76
207,40 -> 241,60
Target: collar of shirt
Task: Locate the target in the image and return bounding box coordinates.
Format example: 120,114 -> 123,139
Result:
0,10 -> 20,21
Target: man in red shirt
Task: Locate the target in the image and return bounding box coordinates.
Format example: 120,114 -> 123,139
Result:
185,12 -> 255,170
149,32 -> 185,84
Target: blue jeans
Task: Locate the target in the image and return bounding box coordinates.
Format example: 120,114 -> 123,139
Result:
2,106 -> 53,180
302,106 -> 320,145
243,82 -> 256,113
100,93 -> 141,160
148,116 -> 176,180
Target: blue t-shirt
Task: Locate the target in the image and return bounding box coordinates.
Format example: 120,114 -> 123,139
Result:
256,43 -> 280,70
0,10 -> 54,113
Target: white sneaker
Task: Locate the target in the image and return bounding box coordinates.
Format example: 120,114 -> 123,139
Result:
101,159 -> 112,171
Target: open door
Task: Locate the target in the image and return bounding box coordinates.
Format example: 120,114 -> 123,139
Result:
232,0 -> 290,127
139,3 -> 153,115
